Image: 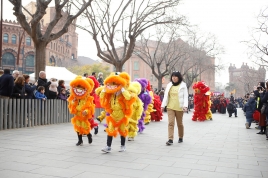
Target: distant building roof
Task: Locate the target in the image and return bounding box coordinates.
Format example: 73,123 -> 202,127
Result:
77,56 -> 100,66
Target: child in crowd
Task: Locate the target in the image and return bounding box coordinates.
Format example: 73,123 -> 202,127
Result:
49,78 -> 58,99
58,88 -> 68,101
35,86 -> 47,101
243,92 -> 256,129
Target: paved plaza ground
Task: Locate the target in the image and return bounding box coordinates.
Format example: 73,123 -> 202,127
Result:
0,108 -> 268,178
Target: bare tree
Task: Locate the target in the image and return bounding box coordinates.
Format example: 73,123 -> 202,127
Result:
135,26 -> 224,91
9,0 -> 92,79
134,24 -> 188,90
246,6 -> 268,66
180,29 -> 224,90
73,0 -> 183,71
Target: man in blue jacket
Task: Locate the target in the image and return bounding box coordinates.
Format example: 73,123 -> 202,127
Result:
0,69 -> 14,98
243,93 -> 256,129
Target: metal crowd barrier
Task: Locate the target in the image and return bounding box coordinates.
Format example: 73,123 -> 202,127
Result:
0,99 -> 72,130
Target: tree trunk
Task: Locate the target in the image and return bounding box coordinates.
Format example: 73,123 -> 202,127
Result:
157,76 -> 163,91
114,62 -> 123,72
34,42 -> 47,80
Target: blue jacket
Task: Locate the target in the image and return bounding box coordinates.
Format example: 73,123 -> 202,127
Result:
35,91 -> 47,100
243,98 -> 256,118
0,72 -> 14,97
25,83 -> 37,99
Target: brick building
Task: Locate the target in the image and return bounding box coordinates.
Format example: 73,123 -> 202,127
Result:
229,63 -> 266,97
1,2 -> 78,74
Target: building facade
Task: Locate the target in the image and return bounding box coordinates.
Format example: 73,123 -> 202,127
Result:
1,2 -> 78,74
229,63 -> 266,97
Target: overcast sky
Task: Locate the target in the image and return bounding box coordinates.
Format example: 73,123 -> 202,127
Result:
3,0 -> 268,85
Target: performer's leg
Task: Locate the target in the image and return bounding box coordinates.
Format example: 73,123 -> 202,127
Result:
87,133 -> 92,144
76,132 -> 83,146
121,136 -> 126,146
107,135 -> 113,147
101,135 -> 113,153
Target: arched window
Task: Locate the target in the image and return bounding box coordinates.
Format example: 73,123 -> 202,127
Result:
49,56 -> 55,65
25,54 -> 34,67
3,33 -> 8,43
12,35 -> 17,44
26,37 -> 31,46
2,52 -> 15,66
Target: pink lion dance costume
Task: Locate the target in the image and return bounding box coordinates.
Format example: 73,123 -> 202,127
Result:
192,81 -> 212,121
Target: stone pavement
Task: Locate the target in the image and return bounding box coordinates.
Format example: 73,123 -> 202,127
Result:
0,108 -> 268,178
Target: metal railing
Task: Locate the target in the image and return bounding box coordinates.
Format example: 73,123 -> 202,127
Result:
0,99 -> 72,130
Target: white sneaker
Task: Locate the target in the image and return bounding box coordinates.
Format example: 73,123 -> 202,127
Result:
101,146 -> 111,153
119,145 -> 126,152
128,137 -> 134,141
245,123 -> 249,129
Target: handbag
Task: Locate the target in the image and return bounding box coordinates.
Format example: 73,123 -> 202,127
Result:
253,110 -> 260,121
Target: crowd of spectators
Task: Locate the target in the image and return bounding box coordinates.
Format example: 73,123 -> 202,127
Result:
0,69 -> 68,101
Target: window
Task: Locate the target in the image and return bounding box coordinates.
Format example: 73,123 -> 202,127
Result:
26,37 -> 31,46
25,54 -> 34,67
2,52 -> 15,66
50,56 -> 55,64
134,74 -> 139,80
12,35 -> 17,44
3,33 -> 8,43
134,61 -> 139,70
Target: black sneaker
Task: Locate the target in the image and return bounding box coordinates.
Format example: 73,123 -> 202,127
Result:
178,138 -> 183,143
166,139 -> 173,145
94,126 -> 99,135
76,141 -> 83,146
256,131 -> 265,135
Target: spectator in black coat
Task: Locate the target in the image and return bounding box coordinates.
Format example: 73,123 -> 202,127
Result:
227,101 -> 237,117
23,74 -> 37,99
37,71 -> 51,99
57,80 -> 65,94
0,69 -> 14,98
12,76 -> 27,99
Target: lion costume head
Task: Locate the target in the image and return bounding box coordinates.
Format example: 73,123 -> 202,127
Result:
104,72 -> 130,93
69,76 -> 94,99
192,81 -> 210,94
128,81 -> 142,95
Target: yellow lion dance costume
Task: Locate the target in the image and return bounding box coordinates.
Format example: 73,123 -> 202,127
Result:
68,76 -> 95,146
97,72 -> 135,152
127,81 -> 144,141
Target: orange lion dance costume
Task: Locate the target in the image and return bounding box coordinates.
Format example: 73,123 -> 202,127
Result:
192,81 -> 212,121
97,72 -> 135,153
68,76 -> 95,146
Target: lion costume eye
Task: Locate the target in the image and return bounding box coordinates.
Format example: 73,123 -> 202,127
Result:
115,72 -> 120,75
